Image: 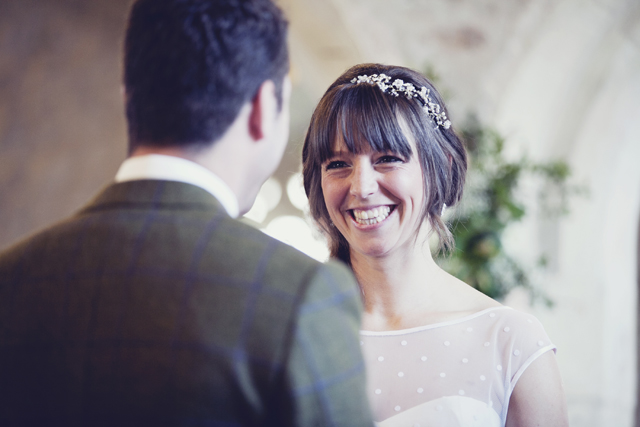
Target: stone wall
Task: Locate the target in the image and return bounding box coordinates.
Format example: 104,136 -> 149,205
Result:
0,0 -> 130,249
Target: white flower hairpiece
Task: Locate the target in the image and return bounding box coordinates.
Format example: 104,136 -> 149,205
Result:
350,73 -> 451,130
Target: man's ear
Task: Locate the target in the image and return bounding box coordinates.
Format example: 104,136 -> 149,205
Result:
248,80 -> 277,141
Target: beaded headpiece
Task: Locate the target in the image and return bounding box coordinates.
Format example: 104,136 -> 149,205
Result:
350,73 -> 451,130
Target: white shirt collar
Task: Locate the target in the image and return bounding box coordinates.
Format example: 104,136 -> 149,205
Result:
114,154 -> 239,218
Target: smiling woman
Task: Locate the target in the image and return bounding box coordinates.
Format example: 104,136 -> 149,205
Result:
303,63 -> 466,265
320,132 -> 426,260
302,63 -> 569,427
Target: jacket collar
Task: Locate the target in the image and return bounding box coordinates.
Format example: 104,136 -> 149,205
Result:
78,180 -> 226,216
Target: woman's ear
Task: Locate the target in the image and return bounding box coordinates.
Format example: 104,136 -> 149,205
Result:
248,80 -> 277,141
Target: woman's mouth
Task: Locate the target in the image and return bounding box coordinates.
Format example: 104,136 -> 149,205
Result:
349,205 -> 395,226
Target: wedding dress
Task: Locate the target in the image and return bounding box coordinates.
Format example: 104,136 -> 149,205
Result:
360,307 -> 555,427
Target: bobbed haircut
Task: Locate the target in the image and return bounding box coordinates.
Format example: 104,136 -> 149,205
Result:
302,63 -> 467,265
124,0 -> 289,151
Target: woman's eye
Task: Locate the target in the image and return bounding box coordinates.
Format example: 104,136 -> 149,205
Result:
377,155 -> 403,164
325,161 -> 348,170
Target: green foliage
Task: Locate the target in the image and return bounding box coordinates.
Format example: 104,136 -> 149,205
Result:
436,115 -> 585,305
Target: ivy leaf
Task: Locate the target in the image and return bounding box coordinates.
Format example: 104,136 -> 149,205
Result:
436,113 -> 585,306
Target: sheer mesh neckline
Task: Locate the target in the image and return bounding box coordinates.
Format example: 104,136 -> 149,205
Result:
360,306 -> 512,336
360,306 -> 555,425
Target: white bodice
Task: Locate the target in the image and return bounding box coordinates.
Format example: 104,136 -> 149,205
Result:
360,307 -> 555,427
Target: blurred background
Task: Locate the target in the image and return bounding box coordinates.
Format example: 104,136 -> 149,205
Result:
1,0 -> 639,425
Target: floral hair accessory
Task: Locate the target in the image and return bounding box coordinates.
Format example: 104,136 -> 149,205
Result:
350,73 -> 451,130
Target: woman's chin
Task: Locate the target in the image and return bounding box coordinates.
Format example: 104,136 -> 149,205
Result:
349,236 -> 420,262
351,243 -> 394,260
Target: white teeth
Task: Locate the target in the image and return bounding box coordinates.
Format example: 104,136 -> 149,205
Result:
352,206 -> 392,225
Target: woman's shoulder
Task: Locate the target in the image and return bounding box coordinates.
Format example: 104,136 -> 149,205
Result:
442,273 -> 549,335
441,273 -> 503,312
437,276 -> 552,344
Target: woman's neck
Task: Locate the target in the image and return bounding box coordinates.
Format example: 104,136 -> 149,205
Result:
351,242 -> 502,331
351,242 -> 437,292
351,239 -> 450,330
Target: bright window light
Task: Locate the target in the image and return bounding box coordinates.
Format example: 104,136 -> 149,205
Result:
262,215 -> 329,262
287,172 -> 308,211
243,177 -> 282,224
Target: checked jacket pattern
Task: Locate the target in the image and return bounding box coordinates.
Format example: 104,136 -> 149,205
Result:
0,180 -> 373,427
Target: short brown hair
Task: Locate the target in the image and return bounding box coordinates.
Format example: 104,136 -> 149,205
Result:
302,63 -> 467,265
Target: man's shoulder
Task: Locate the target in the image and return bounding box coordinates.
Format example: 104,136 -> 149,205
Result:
208,216 -> 353,289
0,188 -> 355,299
0,210 -> 92,275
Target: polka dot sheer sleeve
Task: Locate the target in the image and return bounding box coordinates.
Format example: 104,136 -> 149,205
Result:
360,307 -> 556,427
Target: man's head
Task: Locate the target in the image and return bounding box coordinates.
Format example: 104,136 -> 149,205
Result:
124,0 -> 289,151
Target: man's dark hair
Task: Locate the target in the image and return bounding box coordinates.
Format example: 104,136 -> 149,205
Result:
124,0 -> 289,151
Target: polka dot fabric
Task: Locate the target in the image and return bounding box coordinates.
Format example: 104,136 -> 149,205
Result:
360,307 -> 555,426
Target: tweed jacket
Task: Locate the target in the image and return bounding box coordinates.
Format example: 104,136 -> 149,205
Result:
0,180 -> 373,427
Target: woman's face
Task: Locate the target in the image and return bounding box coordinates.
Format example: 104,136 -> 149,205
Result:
320,131 -> 425,260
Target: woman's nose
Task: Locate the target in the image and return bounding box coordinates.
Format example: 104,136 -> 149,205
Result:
349,161 -> 378,199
